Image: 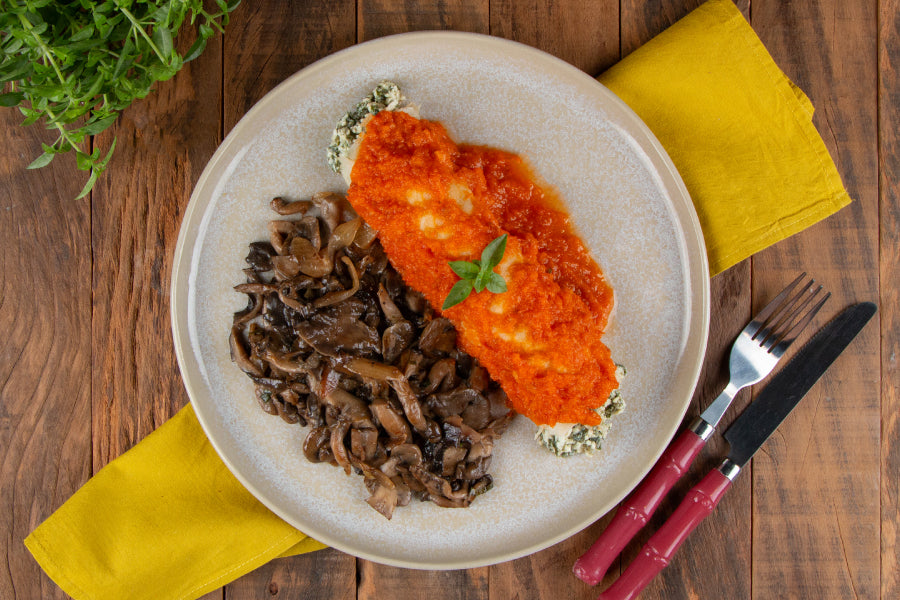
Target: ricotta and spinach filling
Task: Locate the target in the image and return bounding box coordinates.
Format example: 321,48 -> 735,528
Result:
535,365 -> 626,457
327,81 -> 405,174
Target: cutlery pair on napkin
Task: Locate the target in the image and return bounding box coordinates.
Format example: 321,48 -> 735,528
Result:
574,279 -> 876,599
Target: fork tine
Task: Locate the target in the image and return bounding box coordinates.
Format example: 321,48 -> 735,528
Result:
760,284 -> 821,351
744,272 -> 807,339
752,278 -> 815,344
768,291 -> 831,356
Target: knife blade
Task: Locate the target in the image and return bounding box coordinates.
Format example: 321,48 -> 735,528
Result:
598,302 -> 876,600
723,300 -> 876,467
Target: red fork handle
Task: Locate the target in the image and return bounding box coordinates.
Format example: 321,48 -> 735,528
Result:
574,423 -> 711,585
597,465 -> 736,600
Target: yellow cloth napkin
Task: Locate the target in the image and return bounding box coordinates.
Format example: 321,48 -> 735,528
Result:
25,404 -> 325,600
599,0 -> 850,274
25,1 -> 851,598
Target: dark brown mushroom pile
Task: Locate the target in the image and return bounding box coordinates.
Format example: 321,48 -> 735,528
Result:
230,192 -> 515,519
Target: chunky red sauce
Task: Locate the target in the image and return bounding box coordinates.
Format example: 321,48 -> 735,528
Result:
348,111 -> 617,426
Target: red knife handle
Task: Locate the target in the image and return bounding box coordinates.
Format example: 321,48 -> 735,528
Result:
573,423 -> 711,585
597,464 -> 736,600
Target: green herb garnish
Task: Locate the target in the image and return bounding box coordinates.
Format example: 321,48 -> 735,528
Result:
442,233 -> 508,310
0,0 -> 240,198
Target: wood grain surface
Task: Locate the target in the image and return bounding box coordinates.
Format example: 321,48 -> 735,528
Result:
1,0 -> 894,599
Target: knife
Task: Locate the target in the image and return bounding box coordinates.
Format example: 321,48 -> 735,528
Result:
597,301 -> 876,600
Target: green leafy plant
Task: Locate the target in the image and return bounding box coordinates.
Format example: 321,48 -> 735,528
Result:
442,233 -> 509,310
0,0 -> 241,198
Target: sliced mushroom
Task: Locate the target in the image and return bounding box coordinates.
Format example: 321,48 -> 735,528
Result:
312,257 -> 360,309
302,427 -> 332,463
271,197 -> 312,215
369,399 -> 412,448
230,327 -> 264,377
418,318 -> 457,356
382,321 -> 416,364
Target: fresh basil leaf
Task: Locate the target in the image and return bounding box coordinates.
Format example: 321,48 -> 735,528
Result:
442,279 -> 473,310
480,233 -> 508,269
449,261 -> 480,280
27,152 -> 54,169
486,273 -> 507,294
227,0 -> 242,10
473,267 -> 491,293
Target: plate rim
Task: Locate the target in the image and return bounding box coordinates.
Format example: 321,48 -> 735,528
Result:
170,30 -> 710,570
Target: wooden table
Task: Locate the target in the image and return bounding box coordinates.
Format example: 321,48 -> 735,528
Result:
2,0 -> 896,598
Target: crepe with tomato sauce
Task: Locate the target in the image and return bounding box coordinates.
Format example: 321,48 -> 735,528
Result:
329,83 -> 624,455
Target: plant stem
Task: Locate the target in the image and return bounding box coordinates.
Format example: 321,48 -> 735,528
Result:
120,7 -> 168,64
18,13 -> 66,87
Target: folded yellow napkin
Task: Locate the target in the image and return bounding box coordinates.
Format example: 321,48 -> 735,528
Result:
599,0 -> 850,274
25,0 -> 851,598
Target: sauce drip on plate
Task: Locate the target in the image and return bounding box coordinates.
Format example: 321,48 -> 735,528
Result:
347,110 -> 617,426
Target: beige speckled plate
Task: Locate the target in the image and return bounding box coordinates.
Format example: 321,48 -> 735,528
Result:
171,32 -> 709,570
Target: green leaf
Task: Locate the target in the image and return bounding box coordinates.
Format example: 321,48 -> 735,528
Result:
76,169 -> 99,199
83,113 -> 117,135
199,23 -> 214,39
27,152 -> 54,169
151,26 -> 174,59
486,273 -> 507,294
75,151 -> 92,171
473,267 -> 491,293
0,92 -> 24,107
449,261 -> 480,280
480,234 -> 508,269
70,24 -> 95,42
97,137 -> 117,169
183,37 -> 207,62
227,0 -> 242,10
442,279 -> 473,310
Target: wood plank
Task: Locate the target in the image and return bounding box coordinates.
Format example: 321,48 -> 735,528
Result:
359,562 -> 488,600
226,550 -> 354,600
490,0 -> 619,74
0,112 -> 93,600
221,2 -> 358,597
223,0 -> 356,133
354,2 -> 492,598
619,0 -> 750,57
750,0 -> 880,598
359,0 -> 489,38
90,26 -> 223,468
880,0 -> 900,598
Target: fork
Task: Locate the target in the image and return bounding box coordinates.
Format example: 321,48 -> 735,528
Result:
573,273 -> 829,585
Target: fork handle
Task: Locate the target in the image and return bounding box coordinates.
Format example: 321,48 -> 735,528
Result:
597,464 -> 736,600
572,419 -> 712,586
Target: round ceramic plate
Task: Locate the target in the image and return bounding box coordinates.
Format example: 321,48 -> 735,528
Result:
171,32 -> 709,570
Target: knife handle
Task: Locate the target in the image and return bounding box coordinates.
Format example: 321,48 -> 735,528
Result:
573,422 -> 711,585
597,464 -> 736,600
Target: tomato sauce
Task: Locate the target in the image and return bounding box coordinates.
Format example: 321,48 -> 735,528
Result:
347,110 -> 617,426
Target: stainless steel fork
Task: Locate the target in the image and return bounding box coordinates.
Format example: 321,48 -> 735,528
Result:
573,273 -> 830,586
